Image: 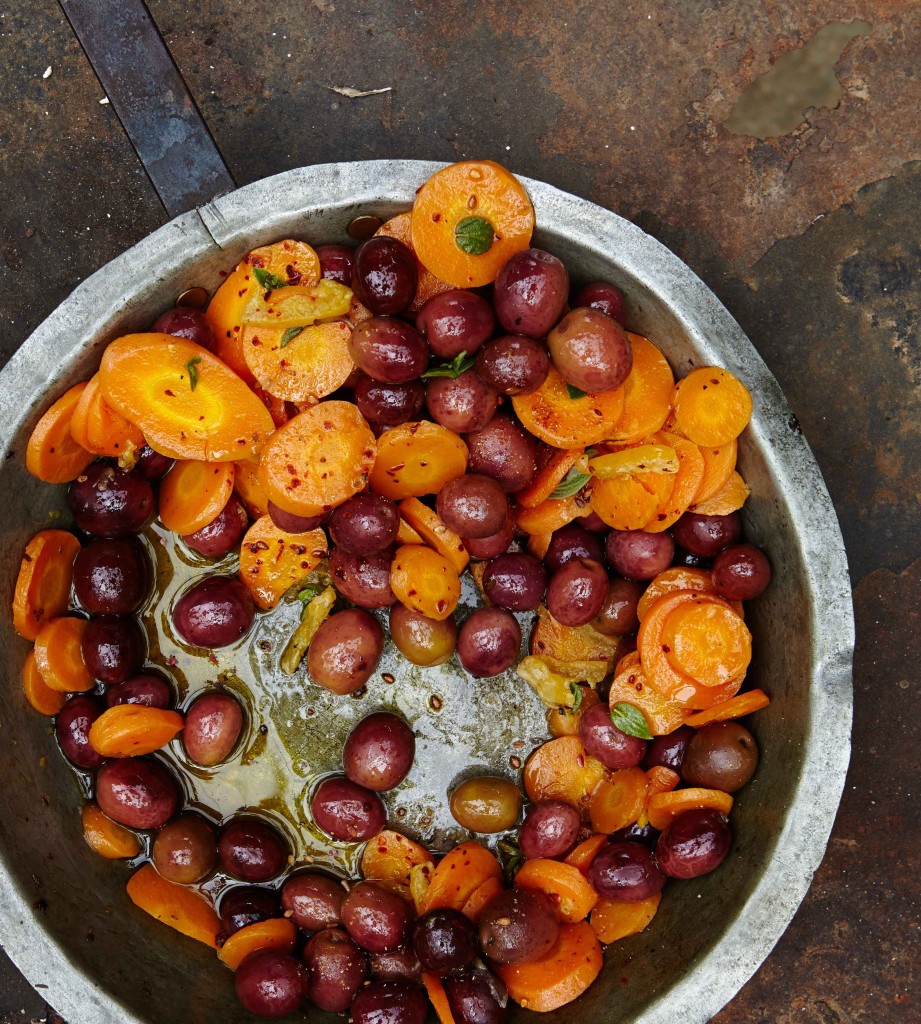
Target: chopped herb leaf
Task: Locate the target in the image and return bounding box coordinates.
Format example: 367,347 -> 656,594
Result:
549,468 -> 591,500
421,351 -> 476,380
185,357 -> 202,391
610,702 -> 653,740
297,585 -> 323,604
454,216 -> 494,256
497,839 -> 524,884
566,383 -> 587,400
253,267 -> 287,291
281,326 -> 305,348
570,682 -> 583,712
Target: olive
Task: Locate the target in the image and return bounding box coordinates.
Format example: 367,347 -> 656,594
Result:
389,604 -> 457,666
445,969 -> 510,1024
478,889 -> 558,965
592,578 -> 643,636
220,886 -> 281,936
463,518 -> 514,561
355,375 -> 426,427
605,529 -> 674,580
493,249 -> 568,339
370,947 -> 422,983
105,671 -> 173,709
588,842 -> 665,902
572,281 -> 628,326
329,548 -> 397,609
218,818 -> 289,882
352,237 -> 418,316
329,493 -> 400,555
475,335 -> 550,396
681,721 -> 759,792
134,445 -> 174,481
234,949 -> 307,1018
546,558 -> 608,626
547,307 -> 632,393
341,881 -> 413,953
80,615 -> 146,684
350,317 -> 428,382
351,981 -> 428,1024
457,608 -> 521,678
643,725 -> 694,773
579,703 -> 647,770
67,462 -> 154,537
426,371 -> 499,434
307,609 -> 384,694
311,776 -> 386,842
316,244 -> 355,285
518,801 -> 581,859
151,813 -> 218,884
465,414 -> 538,493
73,537 -> 151,615
656,809 -> 732,878
436,474 -> 508,539
56,695 -> 105,770
266,501 -> 327,533
543,524 -> 605,575
303,927 -> 367,1013
171,576 -> 254,649
449,776 -> 522,833
95,758 -> 179,829
183,496 -> 249,557
416,290 -> 495,359
182,692 -> 244,766
343,712 -> 416,792
712,544 -> 772,600
672,512 -> 741,557
481,553 -> 546,612
152,307 -> 216,350
412,908 -> 478,976
281,872 -> 345,932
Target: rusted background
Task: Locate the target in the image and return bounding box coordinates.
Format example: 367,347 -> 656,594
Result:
0,1 -> 918,1021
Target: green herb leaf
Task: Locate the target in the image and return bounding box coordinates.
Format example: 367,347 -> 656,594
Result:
566,383 -> 587,400
281,326 -> 305,348
610,702 -> 653,740
421,351 -> 476,380
549,467 -> 591,500
454,216 -> 494,256
253,267 -> 288,291
569,682 -> 583,713
297,585 -> 323,604
185,356 -> 202,391
497,839 -> 524,884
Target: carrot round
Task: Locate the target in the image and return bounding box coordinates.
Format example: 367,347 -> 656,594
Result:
22,651 -> 66,716
515,448 -> 582,509
398,497 -> 470,574
547,687 -> 601,738
160,460 -> 235,535
515,859 -> 599,923
660,599 -> 752,687
99,334 -> 276,461
496,920 -> 603,1012
376,213 -> 455,312
645,766 -> 681,796
241,320 -> 354,404
641,432 -> 705,533
411,161 -> 535,288
26,383 -> 95,483
606,653 -> 688,737
13,529 -> 81,641
410,862 -> 436,915
218,918 -> 297,970
126,863 -> 220,947
590,892 -> 660,944
233,459 -> 269,518
89,705 -> 184,757
608,334 -> 674,443
590,473 -> 659,531
636,567 -> 715,621
33,617 -> 93,693
523,736 -> 607,814
673,367 -> 753,447
646,788 -> 733,831
564,834 -> 608,876
82,803 -> 142,860
361,829 -> 432,899
370,421 -> 468,501
72,375 -> 145,458
683,689 -> 770,728
420,842 -> 502,914
589,768 -> 648,835
422,972 -> 458,1024
238,516 -> 328,610
259,401 -> 376,517
459,875 -> 504,923
391,544 -> 461,621
692,437 -> 738,505
528,532 -> 552,561
515,495 -> 586,536
529,605 -> 622,668
689,469 -> 750,515
513,366 -> 625,449
396,516 -> 424,546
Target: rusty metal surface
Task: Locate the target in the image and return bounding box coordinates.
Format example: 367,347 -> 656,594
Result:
0,0 -> 918,1020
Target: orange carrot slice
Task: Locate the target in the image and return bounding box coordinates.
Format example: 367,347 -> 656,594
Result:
26,383 -> 95,483
645,766 -> 681,796
590,892 -> 660,944
410,862 -> 436,915
637,567 -> 715,621
515,448 -> 582,509
547,688 -> 602,739
242,320 -> 354,403
589,768 -> 648,835
590,473 -> 659,531
693,437 -> 737,505
564,834 -> 608,875
82,803 -> 142,860
398,497 -> 469,573
233,460 -> 269,518
515,859 -> 599,923
513,366 -> 625,449
641,432 -> 705,532
420,842 -> 502,914
238,516 -> 328,610
422,972 -> 458,1024
523,736 -> 607,815
218,918 -> 297,970
683,689 -> 770,727
459,876 -> 504,923
33,617 -> 92,692
606,653 -> 688,737
411,161 -> 534,288
88,705 -> 184,757
496,920 -> 603,1012
673,367 -> 752,447
660,599 -> 752,688
528,532 -> 552,560
689,469 -> 750,515
647,788 -> 733,831
13,529 -> 81,641
608,334 -> 675,443
99,335 -> 275,461
396,517 -> 424,545
361,830 -> 433,899
240,279 -> 352,330
529,605 -> 623,666
515,495 -> 586,536
391,544 -> 461,621
22,652 -> 66,716
126,864 -> 220,947
376,213 -> 455,313
370,421 -> 468,500
160,460 -> 235,535
72,375 -> 145,458
259,402 -> 376,517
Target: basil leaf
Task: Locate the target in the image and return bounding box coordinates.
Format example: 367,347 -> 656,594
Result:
421,351 -> 476,380
297,585 -> 323,604
281,326 -> 305,348
566,383 -> 587,400
253,267 -> 287,291
549,468 -> 591,500
185,356 -> 202,391
569,682 -> 583,713
610,702 -> 653,740
497,839 -> 524,884
454,216 -> 494,256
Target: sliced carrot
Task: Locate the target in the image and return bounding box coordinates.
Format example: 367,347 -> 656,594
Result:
513,366 -> 625,449
459,876 -> 504,923
590,474 -> 659,531
13,529 -> 81,641
396,517 -> 424,545
159,460 -> 235,535
126,864 -> 220,947
693,437 -> 738,505
529,605 -> 622,667
636,567 -> 715,621
398,497 -> 469,573
564,834 -> 608,876
22,652 -> 66,716
259,401 -> 376,517
515,495 -> 586,536
517,656 -> 608,710
660,599 -> 752,688
411,161 -> 535,288
238,516 -> 329,610
641,432 -> 706,533
589,768 -> 648,835
673,367 -> 752,447
528,532 -> 552,560
606,654 -> 688,737
33,617 -> 92,693
547,687 -> 601,738
391,544 -> 461,621
590,892 -> 660,944
82,803 -> 141,860
515,859 -> 598,923
410,861 -> 436,915
645,766 -> 681,796
496,920 -> 603,1013
689,469 -> 750,515
589,443 -> 680,478
99,335 -> 275,461
608,334 -> 675,443
26,383 -> 95,483
420,842 -> 502,914
218,918 -> 297,970
72,375 -> 145,457
370,421 -> 468,500
515,448 -> 582,509
523,736 -> 607,815
646,788 -> 733,831
422,972 -> 458,1024
683,689 -> 770,727
233,459 -> 269,518
346,294 -> 375,328
376,213 -> 455,312
242,320 -> 354,404
88,705 -> 184,757
240,279 -> 352,330
361,830 -> 433,899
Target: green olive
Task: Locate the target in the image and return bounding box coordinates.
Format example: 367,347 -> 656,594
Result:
449,776 -> 522,833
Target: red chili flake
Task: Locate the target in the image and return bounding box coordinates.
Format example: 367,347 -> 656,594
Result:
164,389 -> 174,397
432,213 -> 441,222
662,644 -> 671,653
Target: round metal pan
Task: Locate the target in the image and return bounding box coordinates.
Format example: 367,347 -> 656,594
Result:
0,161 -> 853,1024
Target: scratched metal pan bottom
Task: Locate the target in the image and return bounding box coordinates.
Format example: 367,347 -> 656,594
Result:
0,161 -> 853,1024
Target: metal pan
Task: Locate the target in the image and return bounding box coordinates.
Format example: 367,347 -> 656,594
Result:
0,160 -> 853,1023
